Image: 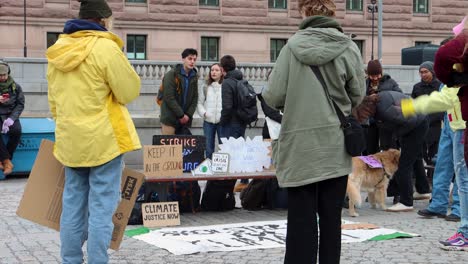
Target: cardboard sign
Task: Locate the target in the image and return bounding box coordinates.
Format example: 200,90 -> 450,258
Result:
211,153 -> 229,173
143,145 -> 183,177
142,202 -> 181,227
358,156 -> 383,168
153,135 -> 206,172
16,140 -> 144,250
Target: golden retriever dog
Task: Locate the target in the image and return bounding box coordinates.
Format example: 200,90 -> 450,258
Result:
347,149 -> 401,217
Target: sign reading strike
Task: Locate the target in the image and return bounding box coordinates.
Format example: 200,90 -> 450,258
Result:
211,153 -> 229,173
143,145 -> 183,177
142,202 -> 180,227
153,135 -> 206,172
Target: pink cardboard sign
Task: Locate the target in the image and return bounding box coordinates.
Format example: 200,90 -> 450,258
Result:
358,156 -> 383,168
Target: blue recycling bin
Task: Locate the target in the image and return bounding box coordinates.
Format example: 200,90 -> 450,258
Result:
0,118 -> 55,180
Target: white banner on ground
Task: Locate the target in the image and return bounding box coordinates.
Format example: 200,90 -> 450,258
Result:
131,220 -> 418,255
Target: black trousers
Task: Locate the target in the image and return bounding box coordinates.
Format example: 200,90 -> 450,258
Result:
365,123 -> 399,155
284,175 -> 348,264
0,119 -> 22,161
392,120 -> 429,206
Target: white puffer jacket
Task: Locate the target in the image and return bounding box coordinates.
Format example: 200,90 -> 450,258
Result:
197,82 -> 222,124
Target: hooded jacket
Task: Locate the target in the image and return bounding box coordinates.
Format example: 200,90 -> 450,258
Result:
220,69 -> 245,125
262,16 -> 365,188
374,91 -> 427,136
0,76 -> 25,121
197,81 -> 222,124
46,20 -> 141,167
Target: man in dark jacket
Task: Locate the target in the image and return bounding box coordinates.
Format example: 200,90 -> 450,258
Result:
374,90 -> 429,212
365,60 -> 402,154
219,55 -> 249,190
0,61 -> 25,175
412,61 -> 443,168
159,48 -> 199,135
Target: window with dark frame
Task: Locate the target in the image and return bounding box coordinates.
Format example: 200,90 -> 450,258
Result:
199,0 -> 219,6
270,39 -> 287,62
201,37 -> 219,61
352,40 -> 364,58
126,0 -> 147,3
415,41 -> 431,46
346,0 -> 363,11
126,35 -> 147,60
413,0 -> 429,14
47,32 -> 61,48
269,0 -> 287,9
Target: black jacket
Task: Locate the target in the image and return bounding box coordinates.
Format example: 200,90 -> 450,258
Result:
220,69 -> 244,126
258,93 -> 282,139
366,74 -> 402,95
375,91 -> 427,137
0,79 -> 25,121
411,78 -> 444,125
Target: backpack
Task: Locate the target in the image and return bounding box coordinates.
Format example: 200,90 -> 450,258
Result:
167,181 -> 201,213
240,178 -> 288,210
128,182 -> 161,225
156,72 -> 181,106
201,180 -> 237,211
234,79 -> 258,125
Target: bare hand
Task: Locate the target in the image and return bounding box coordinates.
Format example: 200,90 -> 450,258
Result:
0,98 -> 9,104
179,114 -> 190,125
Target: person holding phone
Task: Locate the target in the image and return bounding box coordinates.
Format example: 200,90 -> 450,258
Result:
0,61 -> 25,175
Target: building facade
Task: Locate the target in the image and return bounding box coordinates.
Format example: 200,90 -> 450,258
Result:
0,0 -> 467,64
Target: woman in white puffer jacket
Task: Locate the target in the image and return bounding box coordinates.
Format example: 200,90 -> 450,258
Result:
197,63 -> 223,159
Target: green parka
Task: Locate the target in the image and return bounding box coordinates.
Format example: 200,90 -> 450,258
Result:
160,64 -> 198,127
263,16 -> 365,188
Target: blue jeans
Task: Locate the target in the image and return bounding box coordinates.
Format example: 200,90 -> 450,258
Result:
457,129 -> 468,237
220,123 -> 247,183
60,155 -> 123,264
203,121 -> 222,159
427,121 -> 460,217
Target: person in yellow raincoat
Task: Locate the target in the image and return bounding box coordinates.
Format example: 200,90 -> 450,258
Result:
46,0 -> 141,263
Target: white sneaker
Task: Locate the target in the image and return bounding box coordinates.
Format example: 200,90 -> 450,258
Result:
386,203 -> 414,212
413,192 -> 431,200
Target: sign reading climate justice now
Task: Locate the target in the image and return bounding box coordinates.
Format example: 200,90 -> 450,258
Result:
143,145 -> 183,177
142,202 -> 180,227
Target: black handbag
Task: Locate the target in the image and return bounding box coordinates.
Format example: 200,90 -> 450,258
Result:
310,65 -> 366,157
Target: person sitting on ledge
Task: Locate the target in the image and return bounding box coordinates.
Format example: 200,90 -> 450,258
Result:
0,61 -> 25,176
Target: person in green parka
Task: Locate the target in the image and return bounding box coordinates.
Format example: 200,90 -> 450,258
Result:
262,0 -> 371,263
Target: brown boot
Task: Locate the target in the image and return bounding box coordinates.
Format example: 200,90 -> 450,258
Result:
3,159 -> 13,175
0,161 -> 3,171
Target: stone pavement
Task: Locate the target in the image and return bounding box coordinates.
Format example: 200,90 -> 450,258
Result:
1,176 -> 466,264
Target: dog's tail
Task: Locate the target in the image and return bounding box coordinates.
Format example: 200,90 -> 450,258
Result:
347,176 -> 362,207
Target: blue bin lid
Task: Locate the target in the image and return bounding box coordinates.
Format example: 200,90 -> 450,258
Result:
19,118 -> 55,133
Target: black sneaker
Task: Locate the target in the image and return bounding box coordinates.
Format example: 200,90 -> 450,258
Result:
417,209 -> 446,218
445,214 -> 461,222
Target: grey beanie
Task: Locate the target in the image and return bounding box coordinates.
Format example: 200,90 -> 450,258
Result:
419,61 -> 434,75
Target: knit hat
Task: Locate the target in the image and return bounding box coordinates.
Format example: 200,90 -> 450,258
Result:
0,63 -> 8,75
367,60 -> 382,75
78,0 -> 112,19
419,61 -> 434,74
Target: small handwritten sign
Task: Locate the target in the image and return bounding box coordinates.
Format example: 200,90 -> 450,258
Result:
358,155 -> 383,168
142,202 -> 180,227
211,153 -> 229,173
143,145 -> 183,177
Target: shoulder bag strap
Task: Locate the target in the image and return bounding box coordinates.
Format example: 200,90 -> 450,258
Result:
309,65 -> 348,128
